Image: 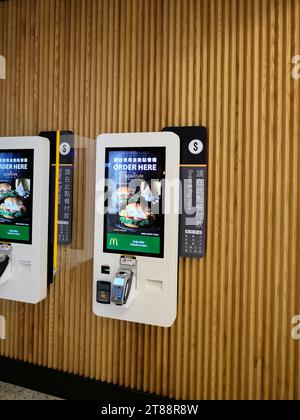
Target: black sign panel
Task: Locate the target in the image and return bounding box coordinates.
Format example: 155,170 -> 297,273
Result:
40,131 -> 74,247
57,134 -> 74,245
39,131 -> 74,284
163,126 -> 208,259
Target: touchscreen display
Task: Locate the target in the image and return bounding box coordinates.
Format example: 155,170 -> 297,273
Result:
104,147 -> 166,258
0,150 -> 34,244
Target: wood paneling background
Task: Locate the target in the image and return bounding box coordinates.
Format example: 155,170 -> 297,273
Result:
0,0 -> 300,400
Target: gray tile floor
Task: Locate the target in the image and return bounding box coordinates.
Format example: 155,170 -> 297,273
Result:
0,381 -> 61,400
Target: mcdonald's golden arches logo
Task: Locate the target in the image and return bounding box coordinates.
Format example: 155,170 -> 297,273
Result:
109,237 -> 119,247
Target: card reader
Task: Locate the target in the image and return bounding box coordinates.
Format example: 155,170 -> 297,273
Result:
96,281 -> 111,304
111,269 -> 133,306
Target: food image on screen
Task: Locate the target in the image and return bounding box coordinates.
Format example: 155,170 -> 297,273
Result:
0,150 -> 34,244
0,183 -> 14,200
119,203 -> 155,229
0,197 -> 27,220
104,147 -> 166,258
112,186 -> 136,205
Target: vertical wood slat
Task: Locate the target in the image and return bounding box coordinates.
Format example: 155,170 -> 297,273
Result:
0,0 -> 300,400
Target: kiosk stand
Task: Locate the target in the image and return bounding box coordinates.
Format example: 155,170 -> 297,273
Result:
0,137 -> 50,304
93,132 -> 180,327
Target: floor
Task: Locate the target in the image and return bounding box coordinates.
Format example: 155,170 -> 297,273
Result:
0,381 -> 60,400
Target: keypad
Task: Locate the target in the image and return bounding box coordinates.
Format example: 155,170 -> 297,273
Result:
184,229 -> 202,255
112,286 -> 123,302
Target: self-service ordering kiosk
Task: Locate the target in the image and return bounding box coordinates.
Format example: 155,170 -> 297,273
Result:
93,132 -> 180,327
0,137 -> 50,304
0,132 -> 180,321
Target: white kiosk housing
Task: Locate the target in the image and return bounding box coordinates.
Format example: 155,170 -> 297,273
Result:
0,137 -> 50,304
93,132 -> 180,327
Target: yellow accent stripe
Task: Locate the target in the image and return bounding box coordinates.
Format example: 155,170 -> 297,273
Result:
51,163 -> 73,167
53,130 -> 60,274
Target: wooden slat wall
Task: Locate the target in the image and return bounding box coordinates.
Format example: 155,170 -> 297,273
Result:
0,0 -> 300,400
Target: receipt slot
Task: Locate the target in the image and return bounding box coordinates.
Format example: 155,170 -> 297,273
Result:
93,132 -> 180,327
0,137 -> 50,304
